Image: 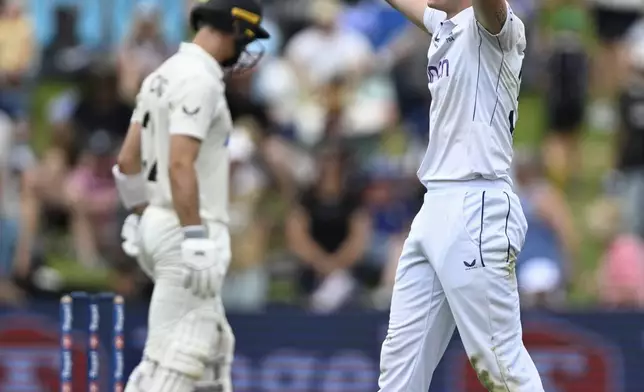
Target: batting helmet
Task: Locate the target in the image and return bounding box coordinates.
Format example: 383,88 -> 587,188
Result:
190,0 -> 270,39
190,0 -> 270,72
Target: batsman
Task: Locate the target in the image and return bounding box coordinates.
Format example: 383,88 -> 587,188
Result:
112,0 -> 270,391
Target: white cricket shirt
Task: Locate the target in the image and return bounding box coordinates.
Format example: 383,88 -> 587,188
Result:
131,43 -> 233,223
417,5 -> 525,187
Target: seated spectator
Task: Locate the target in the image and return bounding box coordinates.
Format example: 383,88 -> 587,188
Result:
72,64 -> 133,150
0,0 -> 35,121
117,2 -> 170,103
513,149 -> 579,307
360,161 -> 413,308
588,198 -> 644,308
34,64 -> 131,241
285,0 -> 373,93
286,142 -> 371,312
64,131 -> 119,268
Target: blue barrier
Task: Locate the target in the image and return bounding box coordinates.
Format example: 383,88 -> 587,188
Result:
0,301 -> 641,391
27,0 -> 186,48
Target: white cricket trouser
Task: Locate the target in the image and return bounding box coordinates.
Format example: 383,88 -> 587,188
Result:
126,206 -> 234,392
379,179 -> 544,392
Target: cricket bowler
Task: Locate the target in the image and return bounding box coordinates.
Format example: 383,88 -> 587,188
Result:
378,0 -> 545,391
112,0 -> 270,391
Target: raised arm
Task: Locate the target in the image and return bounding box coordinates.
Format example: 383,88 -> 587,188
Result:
472,0 -> 509,35
383,0 -> 431,33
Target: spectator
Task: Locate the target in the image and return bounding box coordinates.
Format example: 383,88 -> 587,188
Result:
33,64 -> 131,240
0,111 -> 35,305
286,142 -> 371,312
359,161 -> 413,308
284,0 -> 373,92
589,198 -> 644,308
71,64 -> 133,155
40,6 -> 91,80
117,2 -> 170,103
587,0 -> 642,132
541,0 -> 590,189
0,0 -> 35,121
64,131 -> 119,268
513,149 -> 579,307
616,39 -> 644,239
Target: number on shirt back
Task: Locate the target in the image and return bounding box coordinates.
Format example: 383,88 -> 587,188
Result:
142,111 -> 158,182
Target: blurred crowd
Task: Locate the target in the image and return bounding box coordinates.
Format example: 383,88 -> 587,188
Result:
0,0 -> 643,313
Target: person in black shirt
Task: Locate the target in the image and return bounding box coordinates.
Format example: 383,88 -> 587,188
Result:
286,142 -> 371,311
616,44 -> 644,239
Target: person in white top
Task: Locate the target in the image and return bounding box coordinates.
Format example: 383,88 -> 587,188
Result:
112,0 -> 270,391
378,0 -> 544,391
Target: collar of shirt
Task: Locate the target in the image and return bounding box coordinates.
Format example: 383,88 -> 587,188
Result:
178,42 -> 224,80
440,6 -> 473,29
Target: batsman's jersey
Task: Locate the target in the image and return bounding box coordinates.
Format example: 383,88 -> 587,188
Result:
131,43 -> 232,223
418,5 -> 525,187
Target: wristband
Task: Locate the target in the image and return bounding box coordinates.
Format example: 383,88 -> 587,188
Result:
112,165 -> 148,209
183,225 -> 208,239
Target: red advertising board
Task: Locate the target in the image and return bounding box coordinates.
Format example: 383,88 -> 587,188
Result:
0,315 -> 96,391
450,319 -> 623,392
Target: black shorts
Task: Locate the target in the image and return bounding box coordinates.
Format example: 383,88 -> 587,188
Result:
592,6 -> 642,43
546,38 -> 589,133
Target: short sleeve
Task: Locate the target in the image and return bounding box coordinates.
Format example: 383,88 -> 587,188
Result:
168,78 -> 220,141
130,92 -> 146,125
476,4 -> 525,51
423,7 -> 446,35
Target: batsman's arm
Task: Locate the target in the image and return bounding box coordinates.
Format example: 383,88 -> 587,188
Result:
383,0 -> 431,33
168,78 -> 218,228
114,113 -> 148,215
169,135 -> 201,227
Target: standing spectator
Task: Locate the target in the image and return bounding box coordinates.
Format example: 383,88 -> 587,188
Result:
587,0 -> 642,132
117,2 -> 170,103
541,0 -> 590,188
40,6 -> 91,80
616,39 -> 644,239
513,150 -> 579,305
0,0 -> 35,121
286,143 -> 371,312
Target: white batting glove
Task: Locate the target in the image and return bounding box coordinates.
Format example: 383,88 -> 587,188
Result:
121,214 -> 141,258
181,226 -> 226,298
